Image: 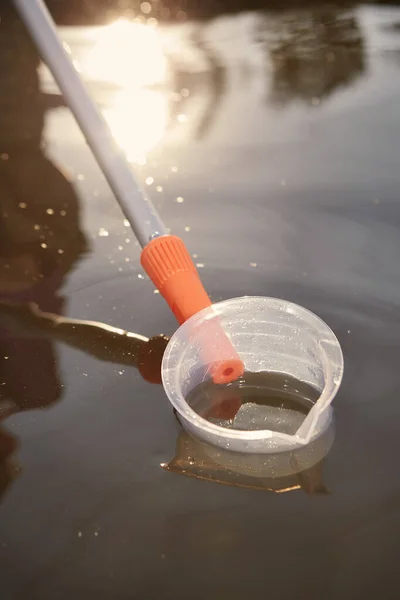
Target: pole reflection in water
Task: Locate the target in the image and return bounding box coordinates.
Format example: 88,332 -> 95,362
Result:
0,300 -> 334,500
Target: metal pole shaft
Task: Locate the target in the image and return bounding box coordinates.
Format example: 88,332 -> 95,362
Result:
14,0 -> 167,248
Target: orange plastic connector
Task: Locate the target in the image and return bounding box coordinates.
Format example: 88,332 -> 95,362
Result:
141,235 -> 212,325
140,235 -> 244,384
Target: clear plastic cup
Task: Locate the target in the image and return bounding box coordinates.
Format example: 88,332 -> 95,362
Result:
162,296 -> 344,453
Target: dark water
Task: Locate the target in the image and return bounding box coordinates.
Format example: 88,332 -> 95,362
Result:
186,372 -> 319,433
1,2 -> 400,599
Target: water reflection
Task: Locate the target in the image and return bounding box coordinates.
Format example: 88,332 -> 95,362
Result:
0,300 -> 169,501
164,423 -> 334,495
186,27 -> 227,140
0,300 -> 334,500
104,89 -> 168,164
47,6 -> 367,164
259,8 -> 365,107
82,19 -> 167,88
0,6 -> 88,500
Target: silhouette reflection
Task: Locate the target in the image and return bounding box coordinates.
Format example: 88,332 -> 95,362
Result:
0,300 -> 334,499
0,300 -> 169,501
0,6 -> 88,498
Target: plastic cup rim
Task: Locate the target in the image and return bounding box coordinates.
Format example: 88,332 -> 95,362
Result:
161,296 -> 344,445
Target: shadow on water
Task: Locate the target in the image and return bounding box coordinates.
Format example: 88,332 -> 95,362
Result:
0,7 -> 88,499
0,300 -> 168,502
0,300 -> 333,501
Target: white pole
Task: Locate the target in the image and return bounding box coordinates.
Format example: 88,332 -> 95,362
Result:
14,0 -> 167,248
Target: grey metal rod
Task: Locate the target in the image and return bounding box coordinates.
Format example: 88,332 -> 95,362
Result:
14,0 -> 167,248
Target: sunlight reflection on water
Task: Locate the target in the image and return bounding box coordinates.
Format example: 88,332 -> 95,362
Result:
81,19 -> 169,163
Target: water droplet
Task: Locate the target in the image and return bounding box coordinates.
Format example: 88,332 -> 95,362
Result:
78,531 -> 82,537
19,202 -> 27,209
123,219 -> 130,227
46,208 -> 54,215
250,262 -> 257,267
138,273 -> 144,279
177,114 -> 187,123
196,263 -> 204,268
188,457 -> 195,465
176,196 -> 184,203
57,249 -> 64,254
153,289 -> 160,294
184,226 -> 191,232
171,166 -> 178,173
145,176 -> 154,186
156,186 -> 163,192
34,224 -> 40,231
125,238 -> 130,243
125,257 -> 130,262
98,228 -> 109,237
41,243 -> 47,249
83,373 -> 88,377
60,210 -> 67,216
94,531 -> 99,537
118,246 -> 123,251
77,174 -> 85,181
192,253 -> 198,258
118,370 -> 124,375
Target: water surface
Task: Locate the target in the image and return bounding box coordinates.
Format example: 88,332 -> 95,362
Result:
1,3 -> 400,599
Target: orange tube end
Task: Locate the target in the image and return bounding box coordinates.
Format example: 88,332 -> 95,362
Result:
141,235 -> 244,384
141,235 -> 212,325
210,359 -> 245,385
